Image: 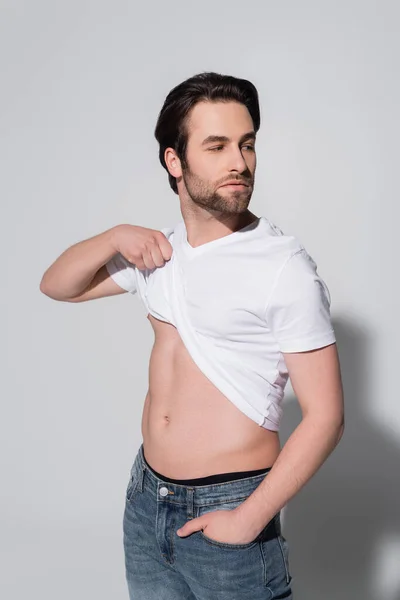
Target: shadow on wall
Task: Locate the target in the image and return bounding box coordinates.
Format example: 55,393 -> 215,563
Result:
279,318 -> 400,600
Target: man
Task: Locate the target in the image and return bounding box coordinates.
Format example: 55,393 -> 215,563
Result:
40,71 -> 344,599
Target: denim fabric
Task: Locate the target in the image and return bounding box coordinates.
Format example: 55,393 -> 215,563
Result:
123,443 -> 293,599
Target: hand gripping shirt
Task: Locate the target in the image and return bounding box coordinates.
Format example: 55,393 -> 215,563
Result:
105,216 -> 336,431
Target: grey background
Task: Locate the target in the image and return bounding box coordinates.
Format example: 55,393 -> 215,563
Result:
2,1 -> 399,598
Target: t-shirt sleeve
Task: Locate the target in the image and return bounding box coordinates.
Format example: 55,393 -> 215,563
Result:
105,252 -> 138,294
265,248 -> 336,353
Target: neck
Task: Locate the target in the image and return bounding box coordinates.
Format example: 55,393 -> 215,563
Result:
180,209 -> 259,248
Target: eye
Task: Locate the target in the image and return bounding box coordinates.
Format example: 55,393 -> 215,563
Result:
208,144 -> 255,152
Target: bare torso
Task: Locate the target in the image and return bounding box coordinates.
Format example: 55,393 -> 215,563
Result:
141,313 -> 282,478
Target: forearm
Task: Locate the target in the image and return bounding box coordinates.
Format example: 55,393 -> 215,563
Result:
40,226 -> 118,300
237,415 -> 344,531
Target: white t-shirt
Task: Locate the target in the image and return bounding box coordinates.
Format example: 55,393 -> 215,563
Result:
105,216 -> 336,431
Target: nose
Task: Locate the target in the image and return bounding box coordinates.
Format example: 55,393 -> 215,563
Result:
226,146 -> 250,174
231,149 -> 247,172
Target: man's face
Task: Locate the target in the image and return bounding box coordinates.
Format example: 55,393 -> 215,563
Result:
179,101 -> 257,214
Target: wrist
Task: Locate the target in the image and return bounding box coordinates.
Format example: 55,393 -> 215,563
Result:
107,225 -> 122,254
235,496 -> 275,532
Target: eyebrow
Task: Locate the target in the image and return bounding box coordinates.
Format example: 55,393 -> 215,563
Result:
201,131 -> 256,146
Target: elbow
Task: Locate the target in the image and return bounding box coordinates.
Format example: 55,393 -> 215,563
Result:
39,275 -> 62,301
304,412 -> 345,444
337,420 -> 345,440
334,418 -> 345,445
39,275 -> 54,299
39,277 -> 50,297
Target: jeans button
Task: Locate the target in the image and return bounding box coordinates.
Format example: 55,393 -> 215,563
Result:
159,486 -> 169,497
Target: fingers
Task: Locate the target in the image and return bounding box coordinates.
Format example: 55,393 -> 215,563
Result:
141,234 -> 173,270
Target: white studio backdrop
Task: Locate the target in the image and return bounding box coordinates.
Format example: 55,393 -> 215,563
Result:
1,1 -> 398,599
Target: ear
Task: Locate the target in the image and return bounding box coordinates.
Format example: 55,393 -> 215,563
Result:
164,147 -> 182,178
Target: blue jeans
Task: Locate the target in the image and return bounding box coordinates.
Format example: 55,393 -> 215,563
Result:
123,443 -> 293,599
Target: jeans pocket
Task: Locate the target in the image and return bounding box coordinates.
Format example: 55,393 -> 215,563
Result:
125,469 -> 140,503
196,497 -> 260,549
276,531 -> 292,585
260,514 -> 292,589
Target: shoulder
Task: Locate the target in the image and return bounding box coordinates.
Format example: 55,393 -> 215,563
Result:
262,219 -> 332,312
259,216 -> 307,266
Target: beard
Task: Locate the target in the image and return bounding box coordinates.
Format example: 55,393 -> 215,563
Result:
181,165 -> 254,215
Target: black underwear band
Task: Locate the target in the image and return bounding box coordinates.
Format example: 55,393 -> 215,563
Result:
142,448 -> 272,486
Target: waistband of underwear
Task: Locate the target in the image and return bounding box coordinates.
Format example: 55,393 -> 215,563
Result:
141,446 -> 272,486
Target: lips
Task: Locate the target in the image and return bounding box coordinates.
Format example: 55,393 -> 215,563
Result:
221,181 -> 249,187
